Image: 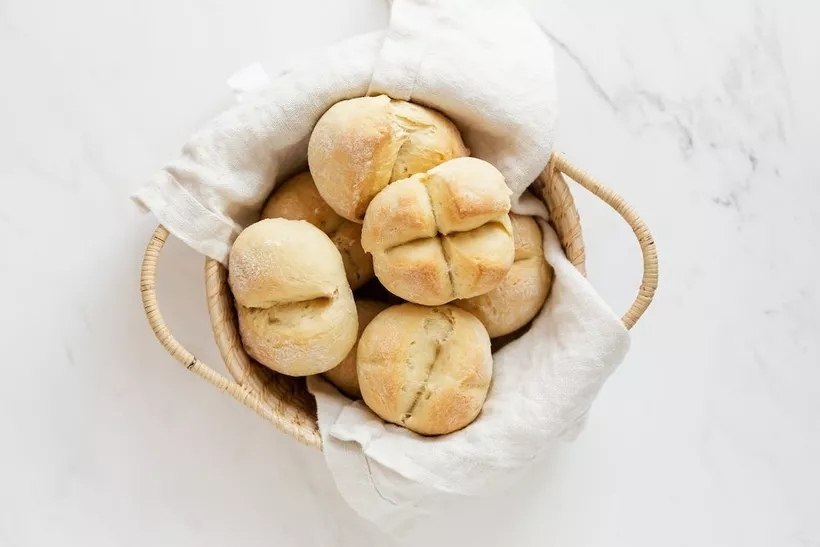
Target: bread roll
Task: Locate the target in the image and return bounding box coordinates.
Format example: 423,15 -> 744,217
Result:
308,95 -> 469,222
229,218 -> 358,376
322,300 -> 389,398
261,171 -> 374,289
455,214 -> 553,337
361,157 -> 515,305
357,304 -> 492,435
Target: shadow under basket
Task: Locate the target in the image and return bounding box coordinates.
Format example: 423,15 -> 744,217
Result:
140,153 -> 658,450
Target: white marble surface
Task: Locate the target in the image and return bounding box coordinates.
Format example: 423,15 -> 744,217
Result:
1,0 -> 818,545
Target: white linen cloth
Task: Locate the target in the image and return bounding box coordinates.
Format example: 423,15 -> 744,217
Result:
131,0 -> 630,535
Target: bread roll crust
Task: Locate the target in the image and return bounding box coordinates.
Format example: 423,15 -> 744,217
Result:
455,213 -> 553,337
361,157 -> 515,305
229,219 -> 358,376
261,172 -> 373,289
357,304 -> 492,435
308,95 -> 469,222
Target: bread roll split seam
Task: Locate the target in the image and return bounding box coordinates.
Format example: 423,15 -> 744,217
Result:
361,157 -> 515,305
309,95 -> 470,223
357,303 -> 492,435
388,174 -> 509,302
396,307 -> 455,426
229,219 -> 358,377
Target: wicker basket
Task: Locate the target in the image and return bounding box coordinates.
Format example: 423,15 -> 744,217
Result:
140,152 -> 658,450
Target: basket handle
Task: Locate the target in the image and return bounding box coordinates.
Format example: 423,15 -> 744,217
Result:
549,153 -> 658,329
140,226 -> 276,419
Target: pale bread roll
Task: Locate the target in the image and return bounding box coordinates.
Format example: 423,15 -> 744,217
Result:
261,172 -> 374,289
361,157 -> 515,305
322,299 -> 389,399
357,304 -> 492,435
455,213 -> 553,337
308,95 -> 469,222
229,218 -> 358,376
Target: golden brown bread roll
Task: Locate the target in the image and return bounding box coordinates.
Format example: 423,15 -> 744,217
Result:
455,213 -> 553,337
261,172 -> 374,289
357,303 -> 492,435
361,157 -> 515,305
229,218 -> 358,376
322,299 -> 389,398
308,95 -> 469,222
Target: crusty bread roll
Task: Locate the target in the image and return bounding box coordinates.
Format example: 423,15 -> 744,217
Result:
455,213 -> 553,337
308,95 -> 469,222
357,304 -> 492,435
322,299 -> 389,399
229,218 -> 358,376
361,157 -> 515,305
261,172 -> 374,289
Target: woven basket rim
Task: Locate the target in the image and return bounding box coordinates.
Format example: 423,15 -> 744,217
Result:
140,152 -> 658,449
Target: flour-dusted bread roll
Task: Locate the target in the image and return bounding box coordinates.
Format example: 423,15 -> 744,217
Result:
322,299 -> 389,399
357,304 -> 492,435
308,95 -> 469,222
261,172 -> 374,289
361,157 -> 515,305
455,213 -> 553,337
229,218 -> 358,376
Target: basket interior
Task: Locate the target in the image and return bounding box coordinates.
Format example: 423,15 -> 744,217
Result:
205,162 -> 586,447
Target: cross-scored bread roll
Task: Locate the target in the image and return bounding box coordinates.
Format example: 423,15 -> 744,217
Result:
322,299 -> 389,399
308,95 -> 469,222
357,304 -> 492,435
261,172 -> 374,289
455,213 -> 553,337
361,157 -> 515,305
229,218 -> 358,376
